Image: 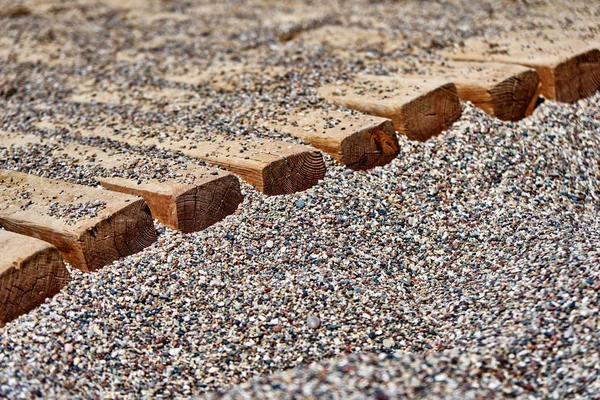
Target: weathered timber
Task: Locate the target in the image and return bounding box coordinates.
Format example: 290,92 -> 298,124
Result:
294,25 -> 542,120
293,25 -> 401,57
319,75 -> 461,141
86,128 -> 326,196
0,230 -> 70,327
0,170 -> 157,272
440,34 -> 600,103
263,110 -> 399,170
0,133 -> 243,234
421,61 -> 542,121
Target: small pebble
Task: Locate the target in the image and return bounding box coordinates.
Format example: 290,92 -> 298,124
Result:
307,315 -> 321,329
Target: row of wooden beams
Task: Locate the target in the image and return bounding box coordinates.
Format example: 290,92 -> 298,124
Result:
319,76 -> 462,142
37,118 -> 326,196
440,33 -> 600,103
0,170 -> 157,272
0,132 -> 244,234
296,25 -> 598,106
0,230 -> 70,327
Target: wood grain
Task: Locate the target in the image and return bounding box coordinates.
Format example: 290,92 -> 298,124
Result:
0,170 -> 157,272
0,230 -> 70,327
441,33 -> 600,103
263,110 -> 399,170
319,75 -> 461,141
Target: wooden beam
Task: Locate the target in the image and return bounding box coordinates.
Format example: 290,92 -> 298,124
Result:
440,34 -> 600,103
292,25 -> 401,57
319,75 -> 461,142
81,126 -> 326,196
162,61 -> 287,92
100,175 -> 242,234
0,170 -> 157,272
262,110 -> 399,170
0,133 -> 244,234
418,61 -> 541,121
0,230 -> 70,327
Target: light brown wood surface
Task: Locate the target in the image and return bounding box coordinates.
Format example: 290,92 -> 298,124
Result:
0,133 -> 243,233
293,25 -> 402,57
0,230 -> 70,327
0,170 -> 157,272
416,61 -> 542,121
319,75 -> 461,141
83,127 -> 326,196
262,110 -> 399,170
440,34 -> 600,103
294,24 -> 542,120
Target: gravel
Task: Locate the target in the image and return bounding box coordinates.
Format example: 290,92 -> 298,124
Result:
1,0 -> 600,399
47,200 -> 107,224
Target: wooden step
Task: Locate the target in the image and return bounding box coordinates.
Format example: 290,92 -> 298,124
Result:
318,75 -> 461,142
262,110 -> 399,170
440,33 -> 600,103
0,170 -> 157,272
429,62 -> 541,121
0,133 -> 244,234
0,230 -> 70,327
162,61 -> 287,92
44,123 -> 326,196
291,24 -> 541,120
292,25 -> 401,57
122,135 -> 326,196
387,61 -> 542,121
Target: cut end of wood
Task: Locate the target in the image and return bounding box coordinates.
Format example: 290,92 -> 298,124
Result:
490,69 -> 541,121
319,77 -> 461,142
265,111 -> 399,171
98,172 -> 243,234
551,49 -> 600,103
261,150 -> 326,196
77,199 -> 157,272
175,174 -> 243,234
341,119 -> 400,170
0,231 -> 70,327
0,171 -> 158,273
399,82 -> 461,141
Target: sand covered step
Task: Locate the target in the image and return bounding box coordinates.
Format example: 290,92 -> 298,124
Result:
262,110 -> 399,170
0,133 -> 243,234
440,34 -> 600,103
418,61 -> 541,121
162,61 -> 287,92
0,230 -> 70,327
292,25 -> 403,57
319,76 -> 461,142
0,170 -> 157,272
87,129 -> 326,196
